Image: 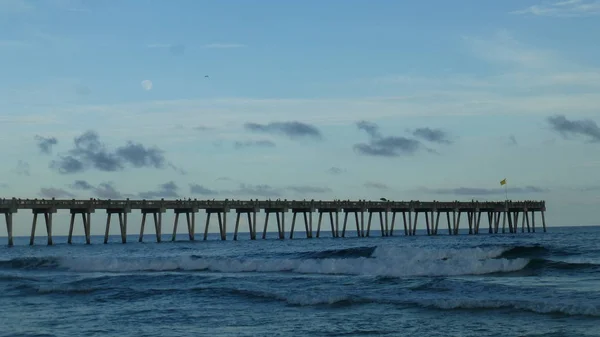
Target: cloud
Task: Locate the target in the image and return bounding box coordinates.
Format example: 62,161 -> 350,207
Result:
70,180 -> 94,190
93,182 -> 123,199
14,160 -> 30,176
512,0 -> 600,17
116,142 -> 166,168
412,127 -> 452,144
49,130 -> 169,174
327,167 -> 345,175
187,183 -> 332,197
35,135 -> 58,154
141,80 -> 153,91
244,121 -> 322,140
364,182 -> 388,190
356,121 -> 382,138
354,121 -> 424,157
39,187 -> 76,198
139,181 -> 179,199
233,184 -> 281,197
547,115 -> 600,142
354,137 -> 422,157
0,40 -> 31,48
147,43 -> 185,55
70,180 -> 123,199
420,186 -> 548,196
0,0 -> 34,13
194,125 -> 213,131
233,140 -> 276,149
202,43 -> 246,49
190,184 -> 219,196
168,163 -> 187,175
287,186 -> 332,194
75,84 -> 91,96
462,30 -> 558,69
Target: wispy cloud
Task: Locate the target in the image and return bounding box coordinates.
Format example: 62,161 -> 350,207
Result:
147,43 -> 185,55
354,120 -> 427,157
189,184 -> 219,196
419,186 -> 548,196
244,121 -> 322,140
70,180 -> 123,199
139,181 -> 179,199
287,186 -> 332,194
411,127 -> 452,144
512,0 -> 600,17
0,40 -> 31,48
39,187 -> 76,198
364,182 -> 388,190
35,135 -> 58,154
0,0 -> 34,13
233,140 -> 276,149
233,184 -> 281,197
14,160 -> 30,176
462,30 -> 557,69
327,167 -> 345,175
202,43 -> 246,49
547,115 -> 600,142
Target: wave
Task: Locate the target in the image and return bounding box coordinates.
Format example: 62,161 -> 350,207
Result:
20,246 -> 528,277
296,246 -> 377,259
498,244 -> 551,259
0,257 -> 61,270
526,258 -> 600,272
1,244 -> 592,277
412,298 -> 600,317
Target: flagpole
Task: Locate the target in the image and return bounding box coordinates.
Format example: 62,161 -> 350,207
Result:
505,183 -> 507,201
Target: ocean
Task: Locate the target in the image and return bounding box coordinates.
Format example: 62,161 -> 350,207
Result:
1,227 -> 599,337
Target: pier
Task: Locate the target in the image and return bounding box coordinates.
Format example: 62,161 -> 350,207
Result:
0,198 -> 547,246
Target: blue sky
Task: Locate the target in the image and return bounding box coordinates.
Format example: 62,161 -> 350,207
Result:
1,0 -> 600,236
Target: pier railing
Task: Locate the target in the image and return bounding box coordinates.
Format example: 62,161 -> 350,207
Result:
0,198 -> 546,211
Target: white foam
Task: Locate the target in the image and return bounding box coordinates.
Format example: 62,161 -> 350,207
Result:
58,245 -> 528,277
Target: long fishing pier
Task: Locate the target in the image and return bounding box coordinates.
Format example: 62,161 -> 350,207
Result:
0,198 -> 546,246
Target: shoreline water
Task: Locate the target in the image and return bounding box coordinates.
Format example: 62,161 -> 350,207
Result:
1,226 -> 599,336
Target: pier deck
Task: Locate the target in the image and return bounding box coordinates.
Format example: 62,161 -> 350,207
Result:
0,198 -> 547,246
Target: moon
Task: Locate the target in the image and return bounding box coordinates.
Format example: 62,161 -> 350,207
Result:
141,80 -> 153,91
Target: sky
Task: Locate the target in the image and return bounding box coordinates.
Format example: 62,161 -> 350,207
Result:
1,0 -> 600,236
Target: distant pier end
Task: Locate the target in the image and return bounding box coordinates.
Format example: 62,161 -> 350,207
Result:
0,198 -> 547,246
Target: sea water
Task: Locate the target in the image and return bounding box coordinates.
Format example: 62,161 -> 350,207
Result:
1,227 -> 599,336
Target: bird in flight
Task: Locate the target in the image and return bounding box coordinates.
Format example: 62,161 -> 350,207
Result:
204,75 -> 209,78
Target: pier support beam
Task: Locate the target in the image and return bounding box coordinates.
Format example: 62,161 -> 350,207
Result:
1,208 -> 16,246
68,208 -> 94,244
204,208 -> 230,240
366,208 -> 388,237
290,208 -> 314,239
105,208 -> 130,244
262,208 -> 287,239
541,210 -> 547,232
139,208 -> 165,243
234,208 -> 258,240
341,208 -> 364,237
31,208 -> 57,246
316,208 -> 339,238
172,208 -> 197,242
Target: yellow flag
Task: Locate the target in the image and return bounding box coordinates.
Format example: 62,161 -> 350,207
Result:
500,178 -> 506,186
